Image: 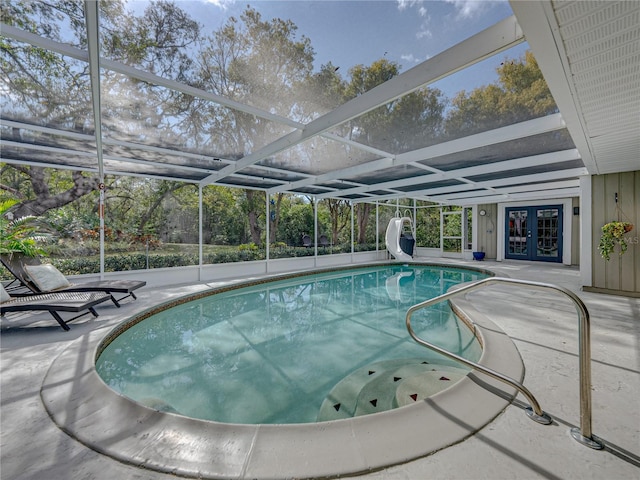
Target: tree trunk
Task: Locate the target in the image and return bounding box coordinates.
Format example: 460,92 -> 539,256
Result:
269,193 -> 284,243
138,183 -> 187,234
245,190 -> 263,244
8,167 -> 99,218
327,199 -> 350,245
356,203 -> 372,244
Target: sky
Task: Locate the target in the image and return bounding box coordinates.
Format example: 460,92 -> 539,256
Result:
129,0 -> 530,100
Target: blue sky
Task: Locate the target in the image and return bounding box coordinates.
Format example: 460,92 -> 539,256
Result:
131,0 -> 529,99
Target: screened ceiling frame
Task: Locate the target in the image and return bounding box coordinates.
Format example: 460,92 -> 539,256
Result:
1,8 -> 589,206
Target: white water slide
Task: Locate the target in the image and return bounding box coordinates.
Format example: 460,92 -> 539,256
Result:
385,217 -> 414,262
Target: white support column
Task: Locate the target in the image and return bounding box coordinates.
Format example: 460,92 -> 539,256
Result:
351,202 -> 355,258
412,199 -> 417,237
314,198 -> 318,265
266,193 -> 270,272
84,0 -> 105,279
579,176 -> 592,287
198,184 -> 203,281
376,201 -> 379,252
472,205 -> 479,253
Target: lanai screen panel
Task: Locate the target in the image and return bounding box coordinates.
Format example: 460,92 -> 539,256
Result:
336,43 -> 548,159
97,71 -> 299,164
257,136 -> 382,176
0,33 -> 97,171
419,129 -> 577,172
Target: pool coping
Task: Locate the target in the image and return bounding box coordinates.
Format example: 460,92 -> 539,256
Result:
40,264 -> 524,480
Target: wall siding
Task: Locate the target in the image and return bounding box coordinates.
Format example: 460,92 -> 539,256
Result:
477,204 -> 498,259
591,171 -> 640,295
484,200 -> 578,264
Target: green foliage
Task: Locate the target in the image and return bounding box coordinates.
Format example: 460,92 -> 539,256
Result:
2,1 -> 560,269
445,51 -> 557,137
416,207 -> 441,248
0,199 -> 48,257
278,200 -> 314,246
598,222 -> 633,261
353,242 -> 377,252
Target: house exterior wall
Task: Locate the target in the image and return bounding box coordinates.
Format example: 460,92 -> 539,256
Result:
476,204 -> 498,259
474,199 -> 581,265
495,198 -> 576,265
588,171 -> 640,296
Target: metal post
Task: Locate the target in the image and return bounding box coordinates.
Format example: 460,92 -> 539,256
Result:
406,277 -> 603,449
198,184 -> 203,280
265,193 -> 270,270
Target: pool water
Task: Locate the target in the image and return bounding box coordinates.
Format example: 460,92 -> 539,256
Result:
96,265 -> 487,424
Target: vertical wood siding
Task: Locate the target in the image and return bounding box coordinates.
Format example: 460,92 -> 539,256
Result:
477,204 -> 498,259
591,171 -> 640,294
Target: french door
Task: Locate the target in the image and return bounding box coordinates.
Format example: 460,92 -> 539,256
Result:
505,205 -> 563,262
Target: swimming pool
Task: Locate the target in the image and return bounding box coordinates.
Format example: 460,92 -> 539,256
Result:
95,265 -> 485,424
42,262 -> 525,479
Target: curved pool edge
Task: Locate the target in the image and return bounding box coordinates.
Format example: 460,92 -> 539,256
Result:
40,264 -> 523,480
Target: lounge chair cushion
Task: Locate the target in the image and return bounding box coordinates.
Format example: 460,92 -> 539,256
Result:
24,264 -> 71,292
0,284 -> 9,304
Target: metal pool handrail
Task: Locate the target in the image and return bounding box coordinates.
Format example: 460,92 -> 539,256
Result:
405,277 -> 604,449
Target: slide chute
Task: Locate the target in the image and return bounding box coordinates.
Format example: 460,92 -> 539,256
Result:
385,217 -> 414,262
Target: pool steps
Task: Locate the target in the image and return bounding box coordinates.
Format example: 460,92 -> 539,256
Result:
317,358 -> 468,421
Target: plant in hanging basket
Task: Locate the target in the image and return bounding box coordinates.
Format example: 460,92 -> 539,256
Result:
598,221 -> 634,261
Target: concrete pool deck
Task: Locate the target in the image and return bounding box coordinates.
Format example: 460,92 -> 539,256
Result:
1,259 -> 639,479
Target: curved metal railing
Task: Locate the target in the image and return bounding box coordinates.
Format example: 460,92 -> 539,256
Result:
405,277 -> 603,449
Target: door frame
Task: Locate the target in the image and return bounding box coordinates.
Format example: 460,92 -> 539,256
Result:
496,198 -> 573,265
504,205 -> 564,262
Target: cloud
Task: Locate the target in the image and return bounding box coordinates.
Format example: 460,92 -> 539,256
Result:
445,0 -> 502,19
401,53 -> 431,65
396,0 -> 427,18
401,53 -> 417,63
201,0 -> 236,10
416,23 -> 432,40
396,0 -> 412,11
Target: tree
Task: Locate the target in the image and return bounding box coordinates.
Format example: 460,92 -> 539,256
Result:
191,7 -> 316,241
341,59 -> 446,153
136,181 -> 195,238
3,166 -> 98,218
355,202 -> 374,244
299,62 -> 346,116
241,190 -> 265,245
278,196 -> 314,246
387,88 -> 445,152
202,185 -> 242,245
344,59 -> 400,147
1,0 -> 202,218
268,193 -> 285,243
445,51 -> 557,137
321,198 -> 351,245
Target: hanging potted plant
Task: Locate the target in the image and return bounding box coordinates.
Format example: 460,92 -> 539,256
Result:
598,221 -> 634,261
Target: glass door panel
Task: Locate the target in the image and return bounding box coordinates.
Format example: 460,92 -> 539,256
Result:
506,209 -> 529,258
535,208 -> 561,261
505,205 -> 562,262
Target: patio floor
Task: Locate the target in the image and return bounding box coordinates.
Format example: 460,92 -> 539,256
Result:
1,259 -> 638,479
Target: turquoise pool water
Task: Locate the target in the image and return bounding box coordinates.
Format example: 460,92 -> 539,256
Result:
96,265 -> 488,424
